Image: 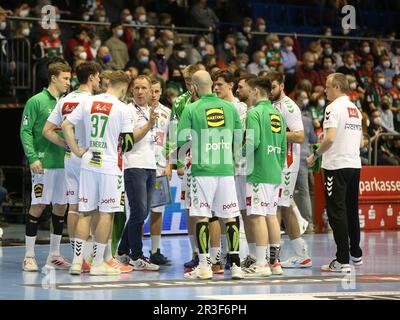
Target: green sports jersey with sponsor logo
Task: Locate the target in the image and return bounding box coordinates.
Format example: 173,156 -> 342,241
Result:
20,88 -> 65,168
177,93 -> 242,176
245,100 -> 287,184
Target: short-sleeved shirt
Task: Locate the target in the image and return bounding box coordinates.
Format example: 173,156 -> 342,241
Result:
67,93 -> 133,175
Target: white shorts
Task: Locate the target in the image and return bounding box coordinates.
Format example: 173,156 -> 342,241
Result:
152,167 -> 166,214
246,182 -> 279,216
31,169 -> 67,205
78,169 -> 125,213
190,176 -> 240,219
235,175 -> 247,211
278,170 -> 298,207
180,167 -> 191,210
65,163 -> 80,204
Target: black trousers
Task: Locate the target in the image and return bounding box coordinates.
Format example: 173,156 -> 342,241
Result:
324,168 -> 363,264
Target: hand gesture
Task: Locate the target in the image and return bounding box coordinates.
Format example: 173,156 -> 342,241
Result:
30,160 -> 44,174
306,154 -> 316,167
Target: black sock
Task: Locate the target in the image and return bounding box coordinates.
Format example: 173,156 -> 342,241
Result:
270,245 -> 281,265
196,222 -> 209,254
51,213 -> 64,235
225,220 -> 240,267
26,214 -> 40,237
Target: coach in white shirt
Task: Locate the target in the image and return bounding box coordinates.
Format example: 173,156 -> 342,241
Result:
307,73 -> 363,273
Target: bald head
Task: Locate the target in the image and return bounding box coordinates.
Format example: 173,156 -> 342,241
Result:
192,70 -> 213,96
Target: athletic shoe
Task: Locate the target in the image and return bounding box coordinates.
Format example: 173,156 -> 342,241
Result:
350,255 -> 363,266
90,261 -> 121,276
115,253 -> 130,266
184,265 -> 213,280
149,249 -> 171,266
230,263 -> 244,280
69,262 -> 82,275
241,255 -> 257,268
106,258 -> 134,273
321,259 -> 352,273
211,262 -> 224,274
43,256 -> 71,271
129,257 -> 160,271
81,260 -> 91,273
184,254 -> 199,269
243,263 -> 272,277
271,261 -> 284,275
281,256 -> 312,268
23,256 -> 38,272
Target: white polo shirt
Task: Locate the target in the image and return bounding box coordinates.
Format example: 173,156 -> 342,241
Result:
322,95 -> 362,170
123,102 -> 157,170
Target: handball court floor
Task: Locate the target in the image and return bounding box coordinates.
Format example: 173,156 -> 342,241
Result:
0,231 -> 399,300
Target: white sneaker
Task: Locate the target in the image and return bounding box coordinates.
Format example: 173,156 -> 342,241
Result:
90,261 -> 121,276
129,257 -> 160,271
115,253 -> 130,266
281,256 -> 312,268
321,259 -> 352,273
184,265 -> 213,280
243,263 -> 272,277
230,263 -> 244,280
240,255 -> 257,268
271,261 -> 284,275
69,261 -> 83,275
350,255 -> 363,266
23,256 -> 39,272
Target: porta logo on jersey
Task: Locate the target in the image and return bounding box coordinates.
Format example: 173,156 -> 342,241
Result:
206,108 -> 225,127
270,114 -> 282,133
34,184 -> 44,198
347,107 -> 359,119
101,198 -> 116,204
267,145 -> 282,154
222,202 -> 237,210
62,102 -> 79,116
91,101 -> 113,115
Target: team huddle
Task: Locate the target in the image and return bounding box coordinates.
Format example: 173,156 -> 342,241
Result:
20,60 -> 315,279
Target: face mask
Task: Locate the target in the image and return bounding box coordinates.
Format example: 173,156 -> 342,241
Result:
116,29 -> 124,37
139,56 -> 149,64
167,40 -> 174,46
20,10 -> 29,17
305,63 -> 315,70
99,16 -> 106,22
103,54 -> 111,63
199,41 -> 206,48
22,28 -> 30,37
259,58 -> 266,66
363,46 -> 370,54
94,40 -> 101,49
302,99 -> 309,107
149,36 -> 155,43
273,42 -> 281,50
125,15 -> 133,23
79,51 -> 87,60
156,53 -> 165,60
378,78 -> 385,85
0,22 -> 6,30
83,15 -> 90,21
258,25 -> 266,32
243,26 -> 251,33
318,99 -> 325,108
324,63 -> 332,69
200,50 -> 208,57
178,51 -> 186,59
286,46 -> 293,52
139,14 -> 147,23
350,82 -> 357,90
324,48 -> 333,55
383,61 -> 391,68
224,42 -> 232,50
239,63 -> 246,68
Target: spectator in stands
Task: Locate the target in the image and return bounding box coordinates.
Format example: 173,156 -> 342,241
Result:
217,34 -> 237,67
121,8 -> 134,24
120,8 -> 136,51
379,96 -> 395,132
39,23 -> 64,58
374,54 -> 395,90
203,54 -> 217,72
0,6 -> 11,38
64,27 -> 93,66
156,30 -> 175,59
236,17 -> 253,54
189,0 -> 219,29
264,34 -> 283,73
166,68 -> 184,96
336,51 -> 362,86
308,92 -> 325,129
390,43 -> 400,74
249,17 -> 267,53
358,59 -> 374,89
168,43 -> 189,76
228,53 -> 248,74
247,50 -> 268,76
95,45 -> 114,71
318,55 -> 335,88
388,75 -> 400,132
296,52 -> 323,88
365,70 -> 387,114
134,6 -> 149,26
159,13 -> 173,27
189,35 -> 208,64
14,3 -> 31,18
356,41 -> 374,66
387,136 -> 400,164
150,45 -> 169,81
131,27 -> 157,59
105,22 -> 129,70
126,47 -> 151,74
308,41 -> 323,66
89,34 -> 101,60
294,89 -> 310,115
321,40 -> 334,59
346,75 -> 363,111
281,37 -> 297,83
163,87 -> 179,109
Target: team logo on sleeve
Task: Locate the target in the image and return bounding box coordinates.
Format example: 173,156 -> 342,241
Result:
206,108 -> 225,127
91,102 -> 113,115
347,107 -> 359,119
270,114 -> 282,133
89,151 -> 103,167
34,184 -> 44,198
23,114 -> 28,125
62,102 -> 79,116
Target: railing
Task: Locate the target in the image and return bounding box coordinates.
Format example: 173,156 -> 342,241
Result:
373,132 -> 400,165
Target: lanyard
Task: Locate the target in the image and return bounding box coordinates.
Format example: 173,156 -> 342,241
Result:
133,103 -> 149,122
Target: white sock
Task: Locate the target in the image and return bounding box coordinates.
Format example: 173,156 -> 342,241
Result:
220,234 -> 228,256
210,247 -> 220,264
49,234 -> 62,257
256,246 -> 267,266
92,242 -> 106,266
266,246 -> 270,261
70,237 -> 76,255
151,235 -> 161,254
292,205 -> 304,225
291,238 -> 308,257
83,240 -> 93,260
199,253 -> 211,267
73,238 -> 85,264
25,235 -> 36,257
189,235 -> 199,254
248,243 -> 256,259
104,240 -> 113,261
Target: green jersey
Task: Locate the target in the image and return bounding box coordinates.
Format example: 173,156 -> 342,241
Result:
20,88 -> 65,168
177,93 -> 242,177
245,100 -> 287,184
